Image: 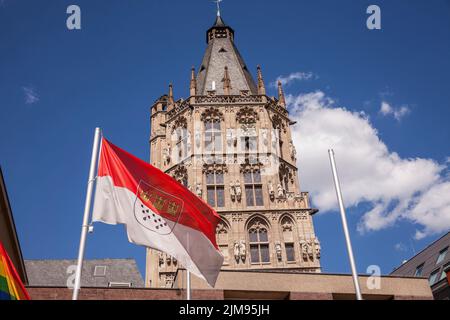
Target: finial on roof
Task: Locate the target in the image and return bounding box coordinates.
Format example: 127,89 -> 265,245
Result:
278,80 -> 286,108
257,65 -> 266,95
190,67 -> 197,97
168,83 -> 174,105
214,0 -> 223,17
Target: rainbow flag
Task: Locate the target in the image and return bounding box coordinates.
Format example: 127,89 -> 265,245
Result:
0,242 -> 30,300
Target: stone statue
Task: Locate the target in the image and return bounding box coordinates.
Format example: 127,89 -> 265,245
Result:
158,252 -> 165,266
226,130 -> 234,148
268,180 -> 275,200
314,238 -> 321,259
300,240 -> 309,260
233,241 -> 240,262
277,183 -> 285,198
289,140 -> 297,160
235,180 -> 242,201
275,242 -> 282,261
307,240 -> 314,259
239,240 -> 247,262
195,183 -> 202,198
230,181 -> 236,201
262,130 -> 269,146
163,146 -> 171,165
195,131 -> 201,148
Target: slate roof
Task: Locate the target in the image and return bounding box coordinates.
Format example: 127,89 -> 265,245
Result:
197,15 -> 257,96
25,259 -> 144,288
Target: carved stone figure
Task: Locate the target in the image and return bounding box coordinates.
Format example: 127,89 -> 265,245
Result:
307,240 -> 314,259
158,252 -> 164,266
289,141 -> 297,160
235,180 -> 242,201
268,181 -> 275,200
239,240 -> 247,262
275,242 -> 282,261
314,238 -> 321,259
262,130 -> 269,146
163,146 -> 171,165
300,240 -> 309,260
233,241 -> 240,262
195,131 -> 201,148
230,181 -> 236,201
277,183 -> 285,198
195,183 -> 202,198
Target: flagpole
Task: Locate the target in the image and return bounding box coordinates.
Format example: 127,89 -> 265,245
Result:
72,128 -> 102,300
328,149 -> 363,301
187,270 -> 191,300
186,233 -> 191,300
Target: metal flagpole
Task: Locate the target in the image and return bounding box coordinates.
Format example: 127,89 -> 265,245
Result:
72,128 -> 102,300
186,233 -> 191,300
328,149 -> 363,301
187,270 -> 191,300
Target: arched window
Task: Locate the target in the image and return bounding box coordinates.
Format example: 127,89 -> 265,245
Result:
248,218 -> 270,264
216,219 -> 230,265
281,216 -> 296,262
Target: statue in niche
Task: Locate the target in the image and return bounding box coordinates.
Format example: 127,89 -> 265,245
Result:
230,181 -> 236,201
289,141 -> 297,161
314,238 -> 321,259
239,240 -> 247,262
195,131 -> 201,148
307,240 -> 314,260
262,130 -> 269,146
275,242 -> 282,261
277,183 -> 285,198
166,255 -> 172,266
195,183 -> 202,198
163,146 -> 171,165
158,252 -> 164,266
268,181 -> 275,200
233,241 -> 240,262
235,180 -> 242,201
226,130 -> 234,148
300,240 -> 309,260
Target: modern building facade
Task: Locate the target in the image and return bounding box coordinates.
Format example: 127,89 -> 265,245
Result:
145,13 -> 321,288
391,232 -> 450,300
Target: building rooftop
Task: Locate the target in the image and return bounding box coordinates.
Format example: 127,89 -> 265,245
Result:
25,259 -> 144,288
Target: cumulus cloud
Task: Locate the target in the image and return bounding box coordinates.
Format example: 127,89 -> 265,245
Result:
380,101 -> 410,121
22,86 -> 39,105
272,72 -> 316,87
287,91 -> 450,239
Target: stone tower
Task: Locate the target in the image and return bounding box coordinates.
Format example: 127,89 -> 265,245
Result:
146,14 -> 321,288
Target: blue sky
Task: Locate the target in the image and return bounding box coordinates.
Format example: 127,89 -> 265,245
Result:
1,0 -> 449,278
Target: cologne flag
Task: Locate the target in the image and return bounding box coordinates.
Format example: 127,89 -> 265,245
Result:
92,138 -> 224,287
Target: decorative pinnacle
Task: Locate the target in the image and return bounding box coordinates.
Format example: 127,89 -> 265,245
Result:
214,0 -> 223,17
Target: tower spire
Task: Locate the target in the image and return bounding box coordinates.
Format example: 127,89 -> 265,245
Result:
278,80 -> 286,108
190,67 -> 197,96
257,65 -> 266,95
168,83 -> 174,105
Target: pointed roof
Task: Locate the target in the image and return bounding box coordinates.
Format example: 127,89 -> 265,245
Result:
197,15 -> 257,96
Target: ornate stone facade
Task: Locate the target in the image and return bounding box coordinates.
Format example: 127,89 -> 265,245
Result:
145,14 -> 321,288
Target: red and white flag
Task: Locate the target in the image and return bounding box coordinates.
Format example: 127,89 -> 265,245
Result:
92,138 -> 224,287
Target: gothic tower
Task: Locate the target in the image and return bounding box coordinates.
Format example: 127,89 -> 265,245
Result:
146,14 -> 321,288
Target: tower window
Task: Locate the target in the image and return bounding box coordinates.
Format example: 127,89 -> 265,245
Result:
206,172 -> 225,208
205,121 -> 222,154
244,170 -> 263,207
248,219 -> 270,264
285,243 -> 295,262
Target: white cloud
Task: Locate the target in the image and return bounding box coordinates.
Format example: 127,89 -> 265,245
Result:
272,72 -> 316,88
287,91 -> 450,239
394,243 -> 408,252
380,101 -> 410,121
22,86 -> 39,105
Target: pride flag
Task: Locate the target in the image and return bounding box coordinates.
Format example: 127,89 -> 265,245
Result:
0,242 -> 30,300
